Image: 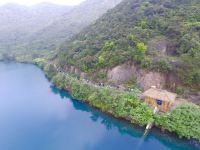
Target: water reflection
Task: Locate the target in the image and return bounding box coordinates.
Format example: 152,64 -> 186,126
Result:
50,85 -> 200,150
0,62 -> 199,150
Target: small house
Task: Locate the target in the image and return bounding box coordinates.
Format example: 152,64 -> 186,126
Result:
143,87 -> 177,112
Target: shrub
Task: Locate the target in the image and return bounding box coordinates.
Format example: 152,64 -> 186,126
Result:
44,64 -> 57,79
155,103 -> 200,141
176,86 -> 185,95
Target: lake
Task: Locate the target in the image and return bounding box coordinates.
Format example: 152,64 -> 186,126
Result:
0,62 -> 199,150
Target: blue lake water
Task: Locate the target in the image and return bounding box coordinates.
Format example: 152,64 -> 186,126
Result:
0,62 -> 199,150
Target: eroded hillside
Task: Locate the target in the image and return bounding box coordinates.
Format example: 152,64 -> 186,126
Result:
57,0 -> 200,100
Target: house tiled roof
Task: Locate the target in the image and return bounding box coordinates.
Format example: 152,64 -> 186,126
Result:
143,87 -> 177,102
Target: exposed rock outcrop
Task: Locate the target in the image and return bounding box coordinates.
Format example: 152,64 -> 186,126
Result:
108,62 -> 170,90
56,62 -> 198,104
63,65 -> 82,76
136,70 -> 165,90
107,63 -> 136,84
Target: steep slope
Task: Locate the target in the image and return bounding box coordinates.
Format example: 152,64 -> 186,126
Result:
57,0 -> 200,91
0,3 -> 71,51
0,0 -> 122,53
26,0 -> 123,51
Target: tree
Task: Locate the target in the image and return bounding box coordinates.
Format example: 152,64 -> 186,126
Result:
103,41 -> 115,51
132,42 -> 147,63
136,42 -> 147,53
98,55 -> 105,64
44,64 -> 57,78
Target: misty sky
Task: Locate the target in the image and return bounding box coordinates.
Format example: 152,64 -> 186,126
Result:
0,0 -> 86,6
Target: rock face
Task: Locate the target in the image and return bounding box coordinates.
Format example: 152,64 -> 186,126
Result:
63,65 -> 87,78
107,63 -> 136,83
136,70 -> 166,90
108,62 -> 166,90
61,62 -> 178,91
63,65 -> 77,74
58,62 -> 199,104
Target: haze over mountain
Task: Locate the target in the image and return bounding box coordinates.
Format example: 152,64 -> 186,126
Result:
0,0 -> 199,102
0,0 -> 85,6
27,0 -> 122,51
0,2 -> 71,51
0,0 -> 122,52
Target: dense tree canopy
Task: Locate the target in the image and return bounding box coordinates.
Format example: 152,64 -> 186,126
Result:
58,0 -> 200,89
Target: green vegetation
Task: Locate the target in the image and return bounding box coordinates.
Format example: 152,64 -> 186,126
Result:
0,3 -> 70,52
0,0 -> 122,53
44,65 -> 200,141
155,103 -> 200,141
44,64 -> 57,79
58,0 -> 200,89
52,72 -> 153,126
0,0 -> 200,142
176,86 -> 185,95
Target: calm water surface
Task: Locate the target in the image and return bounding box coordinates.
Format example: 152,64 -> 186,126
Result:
0,62 -> 199,150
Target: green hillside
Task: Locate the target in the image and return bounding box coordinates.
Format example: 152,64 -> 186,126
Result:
0,3 -> 71,51
0,0 -> 122,53
57,0 -> 200,89
27,0 -> 122,51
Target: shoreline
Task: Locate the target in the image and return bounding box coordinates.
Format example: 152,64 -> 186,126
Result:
52,85 -> 200,147
1,60 -> 200,144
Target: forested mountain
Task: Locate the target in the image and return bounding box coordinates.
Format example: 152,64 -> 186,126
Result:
0,0 -> 200,143
57,0 -> 200,90
0,3 -> 71,51
27,0 -> 123,51
0,0 -> 122,52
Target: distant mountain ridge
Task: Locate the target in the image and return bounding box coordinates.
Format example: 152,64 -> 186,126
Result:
0,0 -> 122,52
0,2 -> 71,50
26,0 -> 123,51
